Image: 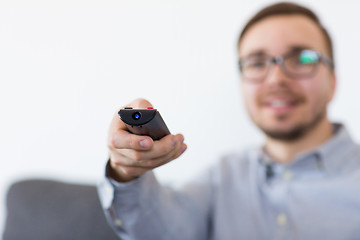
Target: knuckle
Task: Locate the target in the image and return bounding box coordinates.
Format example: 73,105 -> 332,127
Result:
128,135 -> 139,149
107,134 -> 116,149
110,155 -> 125,167
131,151 -> 143,161
108,130 -> 121,149
168,152 -> 177,162
109,140 -> 117,150
144,159 -> 159,168
158,142 -> 172,154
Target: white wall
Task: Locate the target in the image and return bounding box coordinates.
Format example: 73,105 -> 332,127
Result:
1,0 -> 360,234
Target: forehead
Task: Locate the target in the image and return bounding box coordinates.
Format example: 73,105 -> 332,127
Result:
238,15 -> 328,57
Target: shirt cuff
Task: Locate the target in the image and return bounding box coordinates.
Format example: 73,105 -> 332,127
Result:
97,160 -> 151,209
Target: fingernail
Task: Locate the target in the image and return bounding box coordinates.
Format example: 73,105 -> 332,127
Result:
139,139 -> 151,148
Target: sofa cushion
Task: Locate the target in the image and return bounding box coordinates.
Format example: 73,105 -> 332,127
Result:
3,179 -> 119,240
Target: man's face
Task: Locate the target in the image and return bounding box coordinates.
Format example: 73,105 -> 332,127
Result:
238,15 -> 336,141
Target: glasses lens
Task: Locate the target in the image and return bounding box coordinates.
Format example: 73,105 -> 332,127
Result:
240,56 -> 268,81
284,50 -> 318,77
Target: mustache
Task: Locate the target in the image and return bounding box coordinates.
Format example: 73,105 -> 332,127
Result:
258,88 -> 306,103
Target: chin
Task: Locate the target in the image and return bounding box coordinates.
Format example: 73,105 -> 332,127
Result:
262,125 -> 307,141
260,116 -> 325,142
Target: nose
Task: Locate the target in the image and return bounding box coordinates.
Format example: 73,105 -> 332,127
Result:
264,63 -> 291,85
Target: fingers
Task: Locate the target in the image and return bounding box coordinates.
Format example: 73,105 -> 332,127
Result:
109,129 -> 154,151
107,98 -> 187,182
129,98 -> 153,109
109,134 -> 187,182
117,134 -> 185,166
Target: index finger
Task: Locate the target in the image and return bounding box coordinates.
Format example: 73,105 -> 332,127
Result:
129,98 -> 154,109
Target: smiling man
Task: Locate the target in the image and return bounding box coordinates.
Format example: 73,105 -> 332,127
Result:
238,12 -> 336,164
98,2 -> 360,239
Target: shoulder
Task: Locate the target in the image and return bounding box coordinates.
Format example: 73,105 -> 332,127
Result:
209,146 -> 261,183
218,147 -> 260,168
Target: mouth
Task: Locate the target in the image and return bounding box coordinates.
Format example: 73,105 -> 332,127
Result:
267,99 -> 296,107
263,98 -> 300,114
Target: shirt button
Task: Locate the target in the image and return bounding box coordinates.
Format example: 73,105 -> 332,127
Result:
114,218 -> 123,227
277,213 -> 287,226
282,170 -> 293,181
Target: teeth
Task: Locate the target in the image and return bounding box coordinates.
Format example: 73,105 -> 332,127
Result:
270,100 -> 289,108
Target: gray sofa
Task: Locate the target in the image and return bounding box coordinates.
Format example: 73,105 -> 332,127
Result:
3,179 -> 120,240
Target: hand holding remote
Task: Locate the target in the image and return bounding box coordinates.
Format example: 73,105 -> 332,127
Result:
107,98 -> 187,182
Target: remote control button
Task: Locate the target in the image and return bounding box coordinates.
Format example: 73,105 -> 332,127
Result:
147,107 -> 154,109
124,107 -> 133,109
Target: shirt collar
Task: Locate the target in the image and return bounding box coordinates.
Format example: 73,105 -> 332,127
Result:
257,123 -> 357,175
316,123 -> 358,175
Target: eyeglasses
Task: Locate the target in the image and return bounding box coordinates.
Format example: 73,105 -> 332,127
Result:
238,49 -> 334,83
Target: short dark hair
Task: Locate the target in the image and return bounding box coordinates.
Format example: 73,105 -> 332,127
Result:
237,2 -> 334,62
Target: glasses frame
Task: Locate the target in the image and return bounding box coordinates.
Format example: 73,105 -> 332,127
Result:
238,49 -> 334,82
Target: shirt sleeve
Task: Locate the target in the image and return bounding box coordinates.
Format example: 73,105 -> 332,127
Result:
97,162 -> 213,240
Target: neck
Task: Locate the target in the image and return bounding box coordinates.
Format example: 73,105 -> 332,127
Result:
264,117 -> 333,164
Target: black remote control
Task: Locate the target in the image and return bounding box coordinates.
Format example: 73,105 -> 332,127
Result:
118,108 -> 170,140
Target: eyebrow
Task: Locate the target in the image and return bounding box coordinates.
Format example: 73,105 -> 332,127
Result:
240,50 -> 266,59
287,45 -> 314,54
240,45 -> 314,59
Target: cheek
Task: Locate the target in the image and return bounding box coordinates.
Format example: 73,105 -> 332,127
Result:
241,84 -> 260,114
307,67 -> 335,99
300,78 -> 332,110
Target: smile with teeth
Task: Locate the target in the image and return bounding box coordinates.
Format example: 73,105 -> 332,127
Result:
269,100 -> 293,108
262,98 -> 300,113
